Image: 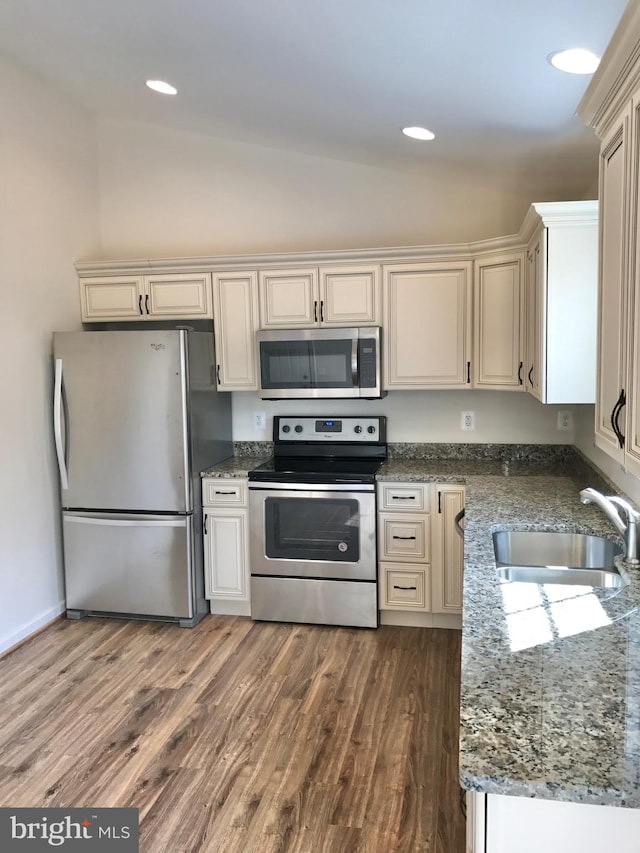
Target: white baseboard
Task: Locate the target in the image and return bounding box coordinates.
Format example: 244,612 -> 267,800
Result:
0,600 -> 65,656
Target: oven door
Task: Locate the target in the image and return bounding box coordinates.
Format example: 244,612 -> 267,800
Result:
249,482 -> 376,580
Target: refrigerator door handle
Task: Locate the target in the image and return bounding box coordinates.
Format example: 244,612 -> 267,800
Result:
54,358 -> 69,490
64,513 -> 187,526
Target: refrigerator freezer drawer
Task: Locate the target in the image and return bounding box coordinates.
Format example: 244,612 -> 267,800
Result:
62,512 -> 194,619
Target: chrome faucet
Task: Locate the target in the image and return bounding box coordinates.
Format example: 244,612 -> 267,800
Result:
579,487 -> 640,565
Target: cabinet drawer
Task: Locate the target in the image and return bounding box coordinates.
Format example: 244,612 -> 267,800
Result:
202,478 -> 247,507
380,565 -> 430,610
379,514 -> 430,561
378,483 -> 431,512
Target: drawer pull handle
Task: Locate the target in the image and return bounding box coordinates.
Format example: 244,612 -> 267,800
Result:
393,584 -> 417,590
215,490 -> 236,495
392,495 -> 415,500
393,535 -> 416,540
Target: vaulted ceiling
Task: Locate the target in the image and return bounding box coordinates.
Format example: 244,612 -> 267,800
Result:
0,0 -> 627,191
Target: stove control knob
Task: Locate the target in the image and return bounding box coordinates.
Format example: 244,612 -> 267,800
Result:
367,425 -> 376,434
295,424 -> 303,433
282,424 -> 290,433
354,425 -> 362,434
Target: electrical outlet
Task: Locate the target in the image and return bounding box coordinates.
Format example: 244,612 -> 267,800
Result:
461,411 -> 475,431
557,411 -> 573,431
254,412 -> 266,430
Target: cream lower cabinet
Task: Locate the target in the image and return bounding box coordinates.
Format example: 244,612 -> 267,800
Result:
212,271 -> 259,390
378,482 -> 432,613
378,481 -> 464,627
80,273 -> 212,321
432,484 -> 465,614
383,261 -> 472,388
202,478 -> 250,616
467,792 -> 640,853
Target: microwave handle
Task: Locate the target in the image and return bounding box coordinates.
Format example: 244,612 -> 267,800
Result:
351,337 -> 359,386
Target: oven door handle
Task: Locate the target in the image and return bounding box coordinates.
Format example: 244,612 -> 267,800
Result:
248,481 -> 375,493
351,337 -> 359,387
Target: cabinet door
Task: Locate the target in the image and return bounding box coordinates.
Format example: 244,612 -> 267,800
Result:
432,485 -> 465,614
145,273 -> 212,318
203,509 -> 248,600
383,262 -> 473,388
79,276 -> 145,321
525,230 -> 546,402
596,107 -> 631,463
319,265 -> 381,325
627,97 -> 640,475
212,272 -> 259,390
259,268 -> 318,327
485,793 -> 640,853
474,253 -> 525,390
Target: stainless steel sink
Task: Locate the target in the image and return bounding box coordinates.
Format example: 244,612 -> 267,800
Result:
493,530 -> 625,587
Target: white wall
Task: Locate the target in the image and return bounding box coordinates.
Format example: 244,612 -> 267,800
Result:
95,117 -> 552,260
92,116 -> 595,448
0,55 -> 100,653
232,390 -> 576,445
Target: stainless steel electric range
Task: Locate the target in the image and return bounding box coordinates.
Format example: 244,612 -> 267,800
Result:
248,415 -> 387,628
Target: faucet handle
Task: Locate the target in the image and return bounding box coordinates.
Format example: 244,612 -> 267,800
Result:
609,495 -> 640,523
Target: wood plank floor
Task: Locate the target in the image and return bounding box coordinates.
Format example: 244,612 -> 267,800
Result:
0,616 -> 464,852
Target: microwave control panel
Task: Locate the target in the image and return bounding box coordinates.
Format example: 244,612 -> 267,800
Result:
274,416 -> 386,442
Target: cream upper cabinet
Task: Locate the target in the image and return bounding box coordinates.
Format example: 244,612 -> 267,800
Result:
212,271 -> 259,391
579,5 -> 640,474
80,275 -> 145,320
259,268 -> 318,327
258,265 -> 381,328
590,92 -> 640,476
525,227 -> 545,401
520,202 -> 598,404
319,265 -> 381,325
594,107 -> 630,463
383,261 -> 472,388
80,273 -> 212,322
473,251 -> 525,391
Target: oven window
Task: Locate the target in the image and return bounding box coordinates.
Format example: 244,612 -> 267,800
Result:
264,497 -> 360,562
260,340 -> 353,389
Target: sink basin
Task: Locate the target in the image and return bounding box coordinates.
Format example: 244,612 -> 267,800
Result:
496,564 -> 626,588
493,531 -> 625,588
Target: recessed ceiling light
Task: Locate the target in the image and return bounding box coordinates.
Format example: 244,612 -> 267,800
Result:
402,126 -> 435,141
548,48 -> 600,75
146,79 -> 178,95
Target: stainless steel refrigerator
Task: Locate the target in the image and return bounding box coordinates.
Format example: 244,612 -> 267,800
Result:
52,329 -> 232,626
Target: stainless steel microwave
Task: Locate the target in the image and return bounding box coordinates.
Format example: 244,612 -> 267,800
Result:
256,326 -> 385,399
